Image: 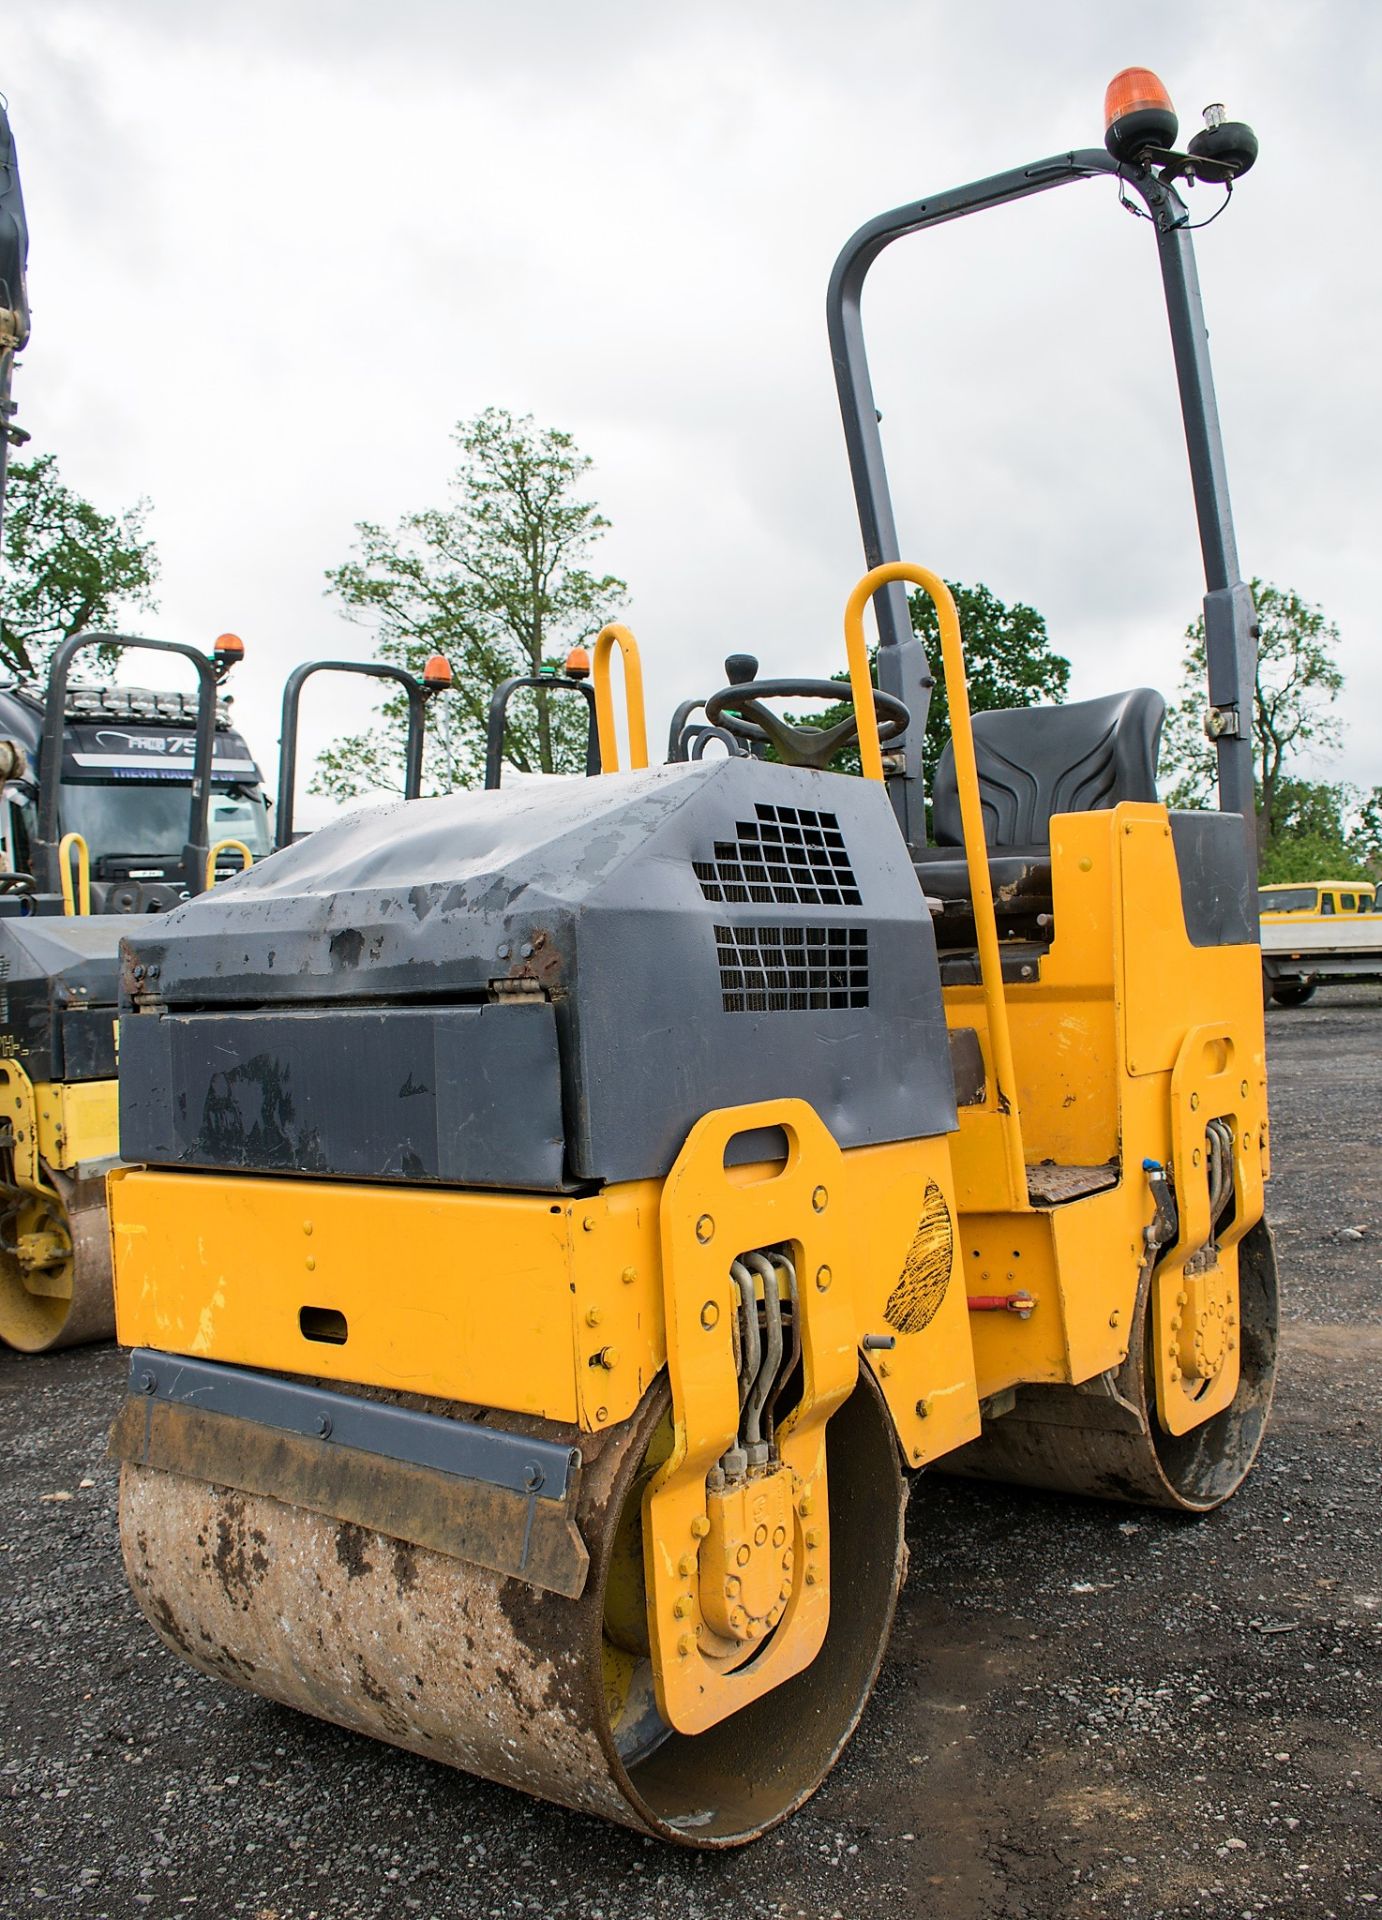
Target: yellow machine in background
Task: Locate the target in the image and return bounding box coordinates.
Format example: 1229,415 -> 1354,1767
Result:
106,70 -> 1277,1846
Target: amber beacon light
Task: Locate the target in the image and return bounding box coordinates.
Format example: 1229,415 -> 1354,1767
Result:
1103,66 -> 1178,162
211,632 -> 245,680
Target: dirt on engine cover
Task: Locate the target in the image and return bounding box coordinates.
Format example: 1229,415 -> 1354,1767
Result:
0,988 -> 1379,1917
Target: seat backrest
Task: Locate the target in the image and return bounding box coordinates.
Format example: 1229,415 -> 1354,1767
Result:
931,688 -> 1165,850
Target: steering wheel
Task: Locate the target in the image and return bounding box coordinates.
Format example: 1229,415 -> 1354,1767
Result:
703,653 -> 909,770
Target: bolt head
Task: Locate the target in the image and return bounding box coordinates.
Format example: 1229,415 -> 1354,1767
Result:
815,1265 -> 832,1293
735,1543 -> 751,1567
804,1567 -> 819,1587
695,1213 -> 715,1244
700,1299 -> 720,1330
690,1515 -> 710,1539
811,1185 -> 829,1213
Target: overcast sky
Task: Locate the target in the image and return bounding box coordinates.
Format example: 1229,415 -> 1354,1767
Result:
4,0 -> 1377,824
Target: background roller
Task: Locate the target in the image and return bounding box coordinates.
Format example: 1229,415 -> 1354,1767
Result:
119,1371 -> 906,1848
0,1174 -> 115,1352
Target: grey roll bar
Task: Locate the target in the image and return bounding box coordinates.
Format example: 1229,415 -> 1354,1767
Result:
275,660 -> 437,848
484,671 -> 599,790
826,147 -> 1257,871
34,633 -> 222,898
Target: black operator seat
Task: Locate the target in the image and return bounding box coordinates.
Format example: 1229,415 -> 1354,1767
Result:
914,688 -> 1165,934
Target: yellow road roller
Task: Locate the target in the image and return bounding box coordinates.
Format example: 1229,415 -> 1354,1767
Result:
107,70 -> 1277,1846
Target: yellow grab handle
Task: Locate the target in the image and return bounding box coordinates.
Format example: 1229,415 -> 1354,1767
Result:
591,624 -> 650,773
844,562 -> 1027,1208
58,832 -> 91,917
205,838 -> 254,890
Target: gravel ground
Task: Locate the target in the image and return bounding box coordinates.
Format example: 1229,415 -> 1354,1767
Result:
1,989 -> 1379,1920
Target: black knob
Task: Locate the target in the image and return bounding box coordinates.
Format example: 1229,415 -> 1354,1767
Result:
724,653 -> 758,686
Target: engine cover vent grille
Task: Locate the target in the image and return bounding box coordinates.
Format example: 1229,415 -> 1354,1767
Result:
714,924 -> 868,1014
695,803 -> 861,907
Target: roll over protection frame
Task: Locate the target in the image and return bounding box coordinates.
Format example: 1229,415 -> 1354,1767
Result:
34,633 -> 224,898
827,147 -> 1258,879
484,670 -> 599,790
275,659 -> 439,848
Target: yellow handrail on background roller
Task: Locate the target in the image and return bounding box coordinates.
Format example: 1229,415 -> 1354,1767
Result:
844,562 -> 1027,1208
591,624 -> 650,773
58,832 -> 90,917
205,839 -> 254,890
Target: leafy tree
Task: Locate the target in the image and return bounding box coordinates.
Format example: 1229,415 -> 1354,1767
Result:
1162,581 -> 1344,851
909,580 -> 1070,773
0,453 -> 159,674
785,579 -> 1070,784
1256,779 -> 1372,884
317,408 -> 626,798
1352,786 -> 1382,874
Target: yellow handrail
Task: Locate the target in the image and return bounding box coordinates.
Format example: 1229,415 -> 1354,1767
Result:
843,562 -> 1027,1208
205,838 -> 254,890
591,624 -> 650,773
58,832 -> 90,917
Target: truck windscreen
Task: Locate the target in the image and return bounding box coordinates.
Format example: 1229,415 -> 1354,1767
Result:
61,782 -> 272,872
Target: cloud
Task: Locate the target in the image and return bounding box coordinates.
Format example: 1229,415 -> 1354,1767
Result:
4,0 -> 1377,808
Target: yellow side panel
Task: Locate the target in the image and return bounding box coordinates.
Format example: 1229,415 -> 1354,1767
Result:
111,1132 -> 984,1452
959,1210 -> 1069,1399
1118,810 -> 1265,1083
846,1137 -> 981,1464
109,1167 -> 664,1427
34,1079 -> 119,1171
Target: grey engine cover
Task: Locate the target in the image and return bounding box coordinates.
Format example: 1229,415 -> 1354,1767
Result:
117,758 -> 957,1189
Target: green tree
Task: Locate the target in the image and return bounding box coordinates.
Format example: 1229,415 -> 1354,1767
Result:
1352,786 -> 1382,874
1162,581 -> 1344,852
0,452 -> 159,673
785,579 -> 1070,783
1255,779 -> 1372,884
909,580 -> 1070,773
317,408 -> 626,798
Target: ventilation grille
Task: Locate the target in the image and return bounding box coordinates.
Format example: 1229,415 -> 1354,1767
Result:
715,924 -> 868,1014
695,803 -> 861,907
